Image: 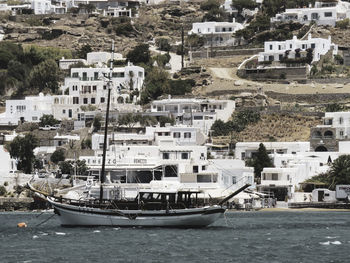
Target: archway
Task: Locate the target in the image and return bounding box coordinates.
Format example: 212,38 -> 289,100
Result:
315,146 -> 328,152
324,130 -> 333,138
117,96 -> 124,104
312,131 -> 322,139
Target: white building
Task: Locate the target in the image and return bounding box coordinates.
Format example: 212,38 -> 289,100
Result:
0,3 -> 31,15
315,112 -> 350,140
258,34 -> 338,63
103,7 -> 131,17
31,0 -> 67,15
0,93 -> 53,125
0,145 -> 17,183
271,0 -> 350,26
188,19 -> 244,47
53,62 -> 144,120
149,98 -> 235,135
235,141 -> 310,160
59,51 -> 123,70
91,126 -> 206,150
80,141 -> 254,199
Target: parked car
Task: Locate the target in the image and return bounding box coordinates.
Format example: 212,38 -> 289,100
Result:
39,125 -> 51,131
51,124 -> 61,130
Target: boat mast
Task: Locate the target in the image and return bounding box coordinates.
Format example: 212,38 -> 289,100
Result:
100,40 -> 115,203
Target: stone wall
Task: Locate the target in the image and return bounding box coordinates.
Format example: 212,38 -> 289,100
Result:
190,48 -> 263,60
237,66 -> 308,81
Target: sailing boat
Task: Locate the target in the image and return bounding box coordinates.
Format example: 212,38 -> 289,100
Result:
30,41 -> 250,227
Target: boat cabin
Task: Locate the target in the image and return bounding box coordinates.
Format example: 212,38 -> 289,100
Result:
136,190 -> 201,210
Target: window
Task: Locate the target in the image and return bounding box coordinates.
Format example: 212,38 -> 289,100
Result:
62,110 -> 66,114
302,44 -> 306,49
278,45 -> 281,50
72,72 -> 79,78
270,44 -> 273,50
202,165 -> 206,171
340,131 -> 344,136
103,85 -> 107,90
100,97 -> 105,103
73,97 -> 79,104
91,98 -> 95,104
112,72 -> 125,78
272,173 -> 278,180
92,86 -> 97,92
84,98 -> 88,104
181,153 -> 189,159
324,12 -> 332,17
173,132 -> 181,138
232,176 -> 236,184
193,165 -> 198,173
82,72 -> 87,81
193,116 -> 203,120
311,13 -> 319,20
339,117 -> 343,124
138,72 -> 143,78
279,54 -> 283,60
184,132 -> 191,138
94,72 -> 99,80
32,116 -> 38,121
164,132 -> 170,136
311,43 -> 315,49
290,44 -> 292,49
162,152 -> 170,159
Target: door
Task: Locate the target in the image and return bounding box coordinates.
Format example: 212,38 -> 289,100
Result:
318,190 -> 324,202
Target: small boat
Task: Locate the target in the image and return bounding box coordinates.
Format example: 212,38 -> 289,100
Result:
48,190 -> 226,227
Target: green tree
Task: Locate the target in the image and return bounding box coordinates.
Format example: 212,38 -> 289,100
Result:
200,0 -> 220,10
325,103 -> 344,112
93,116 -> 102,132
8,134 -> 38,174
77,44 -> 92,59
328,155 -> 350,189
39,114 -> 60,126
211,119 -> 231,136
232,0 -> 258,13
247,143 -> 274,184
203,8 -> 226,22
50,149 -> 65,164
126,44 -> 150,65
141,67 -> 170,104
59,161 -> 73,175
28,59 -> 60,94
159,116 -> 175,127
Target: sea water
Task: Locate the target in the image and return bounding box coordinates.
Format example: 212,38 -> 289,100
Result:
0,211 -> 349,263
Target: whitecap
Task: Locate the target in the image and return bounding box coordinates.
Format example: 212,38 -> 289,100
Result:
93,230 -> 101,233
331,241 -> 342,245
55,232 -> 66,236
326,236 -> 337,239
233,237 -> 239,240
319,241 -> 330,245
32,235 -> 39,239
113,228 -> 120,231
40,232 -> 48,236
267,238 -> 271,241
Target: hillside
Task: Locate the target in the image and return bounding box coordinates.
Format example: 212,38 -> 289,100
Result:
234,113 -> 321,142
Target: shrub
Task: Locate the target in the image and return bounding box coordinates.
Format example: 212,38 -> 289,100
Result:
0,186 -> 6,196
336,18 -> 350,29
50,149 -> 65,164
156,38 -> 171,52
4,182 -> 8,186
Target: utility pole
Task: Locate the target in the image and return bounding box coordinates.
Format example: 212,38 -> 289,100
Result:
181,25 -> 184,69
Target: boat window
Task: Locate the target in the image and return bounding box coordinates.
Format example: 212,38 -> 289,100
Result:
164,165 -> 177,177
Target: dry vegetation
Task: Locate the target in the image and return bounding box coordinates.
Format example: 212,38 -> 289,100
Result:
235,113 -> 322,142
